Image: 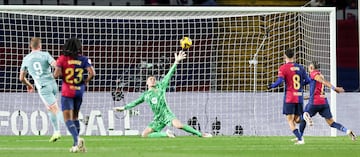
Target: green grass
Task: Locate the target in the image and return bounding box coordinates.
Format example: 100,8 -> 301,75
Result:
0,136 -> 359,157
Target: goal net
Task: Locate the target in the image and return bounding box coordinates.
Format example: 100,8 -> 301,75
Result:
0,6 -> 336,136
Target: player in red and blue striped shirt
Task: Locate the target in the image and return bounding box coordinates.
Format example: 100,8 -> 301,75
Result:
54,38 -> 95,152
268,49 -> 310,144
299,61 -> 356,141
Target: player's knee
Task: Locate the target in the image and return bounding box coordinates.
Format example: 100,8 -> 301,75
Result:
172,119 -> 183,129
174,125 -> 182,129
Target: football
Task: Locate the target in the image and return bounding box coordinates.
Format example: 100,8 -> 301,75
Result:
180,37 -> 192,49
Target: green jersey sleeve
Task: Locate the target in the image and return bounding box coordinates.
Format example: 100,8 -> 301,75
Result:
124,93 -> 145,110
159,64 -> 177,90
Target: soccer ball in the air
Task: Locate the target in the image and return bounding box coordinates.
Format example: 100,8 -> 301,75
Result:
180,37 -> 192,49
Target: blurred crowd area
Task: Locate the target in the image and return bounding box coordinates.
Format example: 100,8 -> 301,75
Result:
0,0 -> 358,19
0,0 -> 355,8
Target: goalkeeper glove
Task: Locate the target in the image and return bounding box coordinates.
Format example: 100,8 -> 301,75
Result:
113,106 -> 125,112
267,84 -> 272,90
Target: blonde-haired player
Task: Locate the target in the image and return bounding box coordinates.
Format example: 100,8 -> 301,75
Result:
19,37 -> 62,142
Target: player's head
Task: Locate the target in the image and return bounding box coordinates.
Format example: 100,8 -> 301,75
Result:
30,37 -> 42,50
284,49 -> 295,59
308,61 -> 320,72
146,76 -> 156,88
63,38 -> 82,58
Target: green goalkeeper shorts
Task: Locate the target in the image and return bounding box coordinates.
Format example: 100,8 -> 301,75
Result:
148,114 -> 176,132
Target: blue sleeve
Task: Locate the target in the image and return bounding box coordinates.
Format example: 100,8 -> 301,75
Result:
83,57 -> 92,68
302,68 -> 311,85
303,74 -> 311,85
270,77 -> 284,88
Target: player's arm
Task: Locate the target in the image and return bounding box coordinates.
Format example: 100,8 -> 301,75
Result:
50,60 -> 57,67
268,77 -> 284,89
53,66 -> 62,78
268,66 -> 284,89
302,68 -> 311,85
19,70 -> 34,93
314,74 -> 344,93
160,51 -> 187,86
53,57 -> 62,78
84,66 -> 95,85
113,94 -> 145,112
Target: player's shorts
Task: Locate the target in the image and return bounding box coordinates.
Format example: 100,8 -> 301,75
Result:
304,103 -> 332,119
148,114 -> 176,132
283,103 -> 303,115
61,96 -> 83,111
37,82 -> 58,106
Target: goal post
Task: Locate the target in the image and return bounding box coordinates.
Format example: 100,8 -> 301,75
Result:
0,6 -> 336,136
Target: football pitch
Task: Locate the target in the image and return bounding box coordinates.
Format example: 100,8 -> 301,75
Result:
0,136 -> 359,157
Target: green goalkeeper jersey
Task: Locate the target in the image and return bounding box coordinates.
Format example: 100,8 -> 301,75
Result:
124,64 -> 177,121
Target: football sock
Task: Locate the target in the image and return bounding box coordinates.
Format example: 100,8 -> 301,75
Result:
48,112 -> 60,133
147,132 -> 168,138
182,125 -> 202,137
65,120 -> 79,146
74,120 -> 80,134
330,122 -> 347,133
299,119 -> 306,137
56,111 -> 64,123
292,129 -> 302,141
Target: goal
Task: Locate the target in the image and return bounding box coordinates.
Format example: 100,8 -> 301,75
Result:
0,6 -> 336,136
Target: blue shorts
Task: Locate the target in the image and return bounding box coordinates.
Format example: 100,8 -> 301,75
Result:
304,103 -> 332,119
283,103 -> 303,115
61,96 -> 82,111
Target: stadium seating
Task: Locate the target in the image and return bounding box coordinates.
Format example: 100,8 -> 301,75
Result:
336,19 -> 359,91
218,0 -> 307,6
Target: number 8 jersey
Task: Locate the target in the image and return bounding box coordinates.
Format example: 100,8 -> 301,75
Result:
56,55 -> 92,98
278,62 -> 308,104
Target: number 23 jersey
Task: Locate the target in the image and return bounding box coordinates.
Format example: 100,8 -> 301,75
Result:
56,55 -> 92,98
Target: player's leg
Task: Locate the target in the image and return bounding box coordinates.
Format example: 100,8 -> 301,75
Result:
39,85 -> 62,142
284,103 -> 303,144
299,104 -> 316,138
144,121 -> 169,138
286,114 -> 302,139
171,119 -> 203,137
322,110 -> 357,141
73,97 -> 83,134
73,97 -> 87,152
61,96 -> 80,150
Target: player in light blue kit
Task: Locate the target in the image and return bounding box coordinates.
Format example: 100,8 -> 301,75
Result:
19,37 -> 62,142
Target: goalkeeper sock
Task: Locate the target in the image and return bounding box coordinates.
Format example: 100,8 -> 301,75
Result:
330,122 -> 347,133
147,132 -> 168,138
182,125 -> 202,137
48,112 -> 60,133
292,129 -> 302,141
299,119 -> 306,137
65,120 -> 79,146
74,120 -> 80,134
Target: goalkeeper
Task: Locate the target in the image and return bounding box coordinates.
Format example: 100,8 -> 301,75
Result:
114,51 -> 211,138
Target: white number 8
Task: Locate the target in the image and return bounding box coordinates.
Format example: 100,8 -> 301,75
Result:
33,62 -> 43,75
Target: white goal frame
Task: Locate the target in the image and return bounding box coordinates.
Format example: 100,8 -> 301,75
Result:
0,6 -> 337,136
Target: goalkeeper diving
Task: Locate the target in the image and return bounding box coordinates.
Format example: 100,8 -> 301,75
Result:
114,51 -> 212,138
